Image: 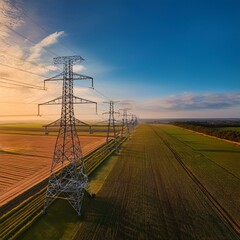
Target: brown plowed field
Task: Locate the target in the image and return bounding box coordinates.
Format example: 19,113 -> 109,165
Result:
0,134 -> 105,206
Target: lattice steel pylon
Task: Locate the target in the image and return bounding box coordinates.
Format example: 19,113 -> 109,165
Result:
129,114 -> 138,131
119,108 -> 131,137
43,55 -> 95,216
103,101 -> 119,144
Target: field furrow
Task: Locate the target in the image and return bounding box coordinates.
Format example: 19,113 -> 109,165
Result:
0,134 -> 106,206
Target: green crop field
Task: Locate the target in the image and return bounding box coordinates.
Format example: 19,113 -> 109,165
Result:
17,154 -> 120,240
172,121 -> 240,142
161,124 -> 240,227
17,124 -> 240,239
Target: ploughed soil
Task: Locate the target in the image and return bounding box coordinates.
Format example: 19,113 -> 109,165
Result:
0,134 -> 105,206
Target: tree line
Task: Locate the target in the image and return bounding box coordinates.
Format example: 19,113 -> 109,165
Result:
172,121 -> 240,142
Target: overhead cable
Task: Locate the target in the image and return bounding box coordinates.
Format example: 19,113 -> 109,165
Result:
0,62 -> 48,78
0,77 -> 45,90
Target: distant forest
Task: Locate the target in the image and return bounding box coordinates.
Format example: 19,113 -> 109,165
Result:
172,121 -> 240,142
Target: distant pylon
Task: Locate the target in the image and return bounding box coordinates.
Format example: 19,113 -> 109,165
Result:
103,101 -> 119,145
42,55 -> 96,216
134,115 -> 138,126
129,114 -> 137,130
119,108 -> 130,137
129,114 -> 134,131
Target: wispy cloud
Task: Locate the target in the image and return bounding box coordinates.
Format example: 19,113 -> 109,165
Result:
27,31 -> 65,62
139,93 -> 240,112
0,0 -> 65,120
0,0 -> 110,122
0,0 -> 23,29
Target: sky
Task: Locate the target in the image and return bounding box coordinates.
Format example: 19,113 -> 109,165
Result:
0,0 -> 240,121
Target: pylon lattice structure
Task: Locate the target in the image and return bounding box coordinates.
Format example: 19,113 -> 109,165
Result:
42,55 -> 95,216
38,64 -> 96,135
129,114 -> 138,131
103,101 -> 119,144
119,108 -> 131,137
42,116 -> 92,135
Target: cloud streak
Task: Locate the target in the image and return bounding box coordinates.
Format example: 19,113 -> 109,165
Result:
138,92 -> 240,112
0,0 -> 23,29
28,31 -> 65,62
0,0 -> 67,120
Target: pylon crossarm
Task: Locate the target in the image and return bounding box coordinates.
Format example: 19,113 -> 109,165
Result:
38,96 -> 62,115
43,118 -> 61,127
44,73 -> 93,89
72,96 -> 97,113
72,96 -> 95,104
39,96 -> 62,106
54,55 -> 84,64
44,73 -> 64,89
72,73 -> 93,88
75,118 -> 90,127
38,96 -> 97,116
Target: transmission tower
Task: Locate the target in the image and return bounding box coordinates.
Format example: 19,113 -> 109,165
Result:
133,115 -> 138,127
129,114 -> 138,131
119,108 -> 131,137
103,101 -> 119,145
38,63 -> 96,135
42,55 -> 96,216
129,114 -> 134,131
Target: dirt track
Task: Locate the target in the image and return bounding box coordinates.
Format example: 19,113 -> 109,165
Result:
0,134 -> 105,206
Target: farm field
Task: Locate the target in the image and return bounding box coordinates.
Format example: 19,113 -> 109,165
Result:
0,133 -> 106,206
19,124 -> 240,239
160,124 -> 240,228
0,123 -> 121,137
18,154 -> 120,240
172,121 -> 240,143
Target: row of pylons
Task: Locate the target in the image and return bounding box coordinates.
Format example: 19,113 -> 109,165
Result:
40,55 -> 138,216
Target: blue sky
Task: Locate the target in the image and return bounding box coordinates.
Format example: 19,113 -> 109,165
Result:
0,0 -> 240,119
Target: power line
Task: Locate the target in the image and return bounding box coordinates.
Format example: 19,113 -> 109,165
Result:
0,77 -> 45,90
0,114 -> 39,117
16,5 -> 77,55
0,84 -> 18,89
0,49 -> 54,72
0,62 -> 48,78
0,31 -> 53,66
0,80 -> 43,90
90,87 -> 110,101
0,102 -> 37,104
1,4 -> 76,56
3,24 -> 59,58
